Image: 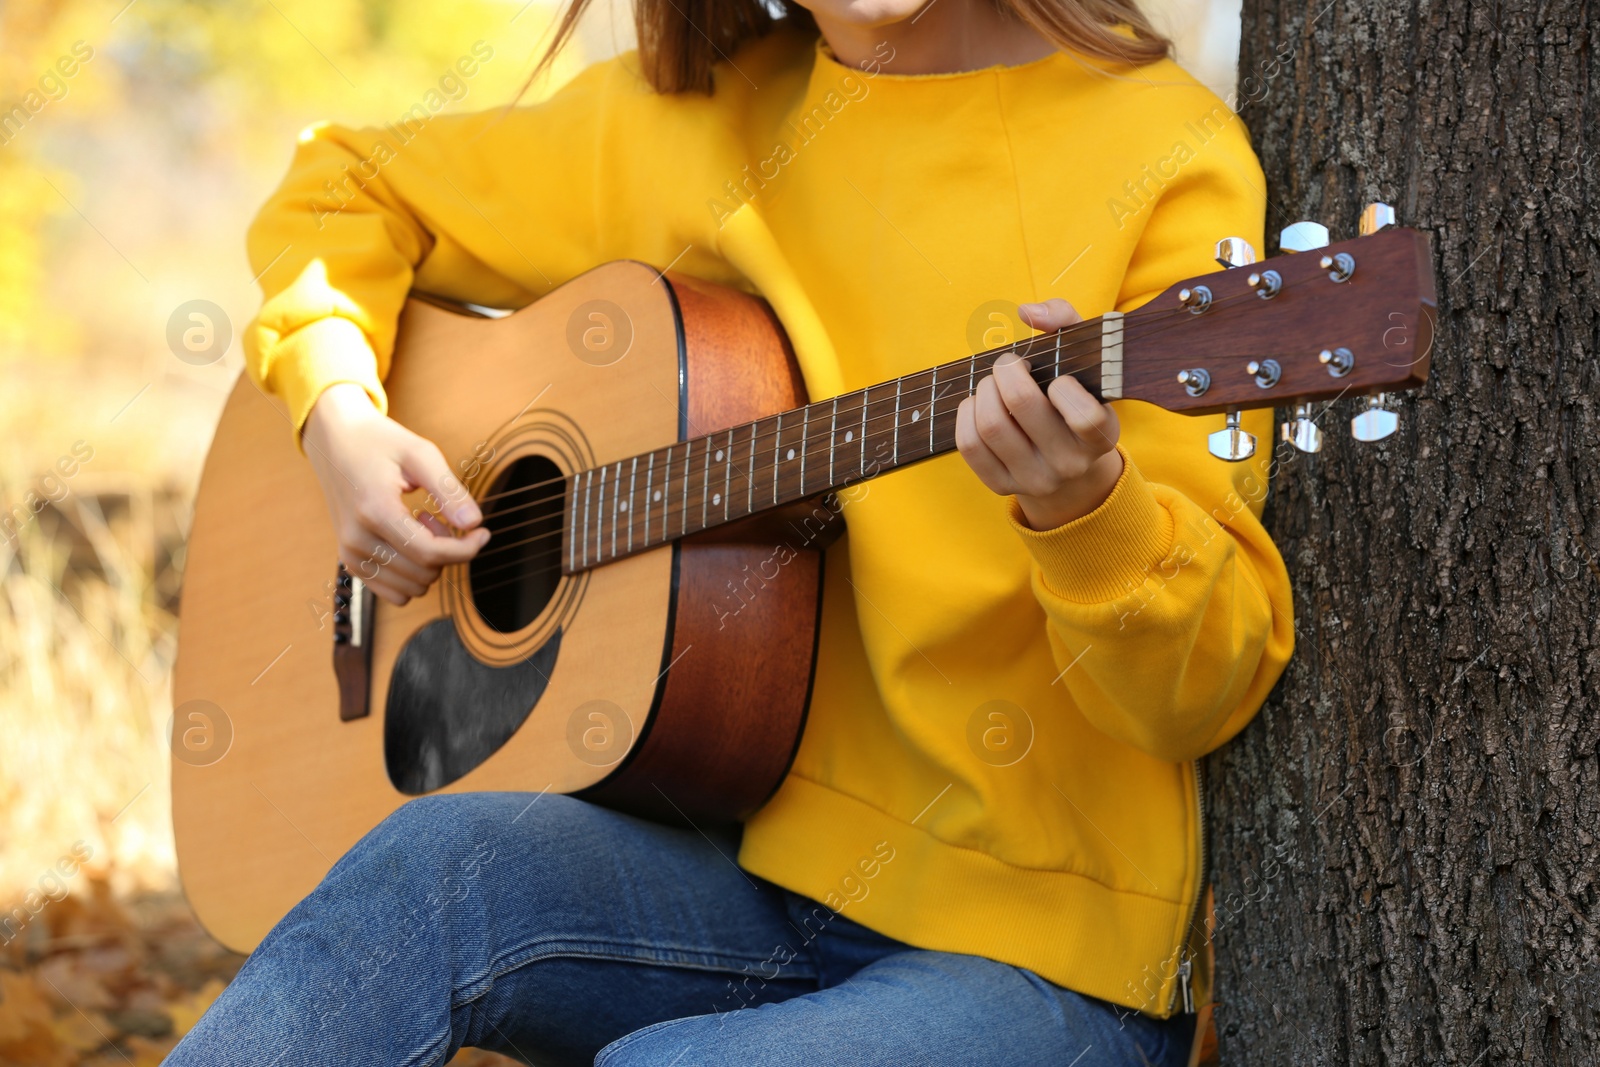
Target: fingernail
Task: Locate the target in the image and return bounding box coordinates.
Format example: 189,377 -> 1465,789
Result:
1018,302 -> 1045,317
453,504 -> 481,527
476,527 -> 492,544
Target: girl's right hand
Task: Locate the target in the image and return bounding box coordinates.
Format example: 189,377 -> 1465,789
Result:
301,383 -> 491,606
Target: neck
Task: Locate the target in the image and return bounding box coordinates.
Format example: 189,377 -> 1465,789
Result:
816,0 -> 1057,75
561,312 -> 1121,574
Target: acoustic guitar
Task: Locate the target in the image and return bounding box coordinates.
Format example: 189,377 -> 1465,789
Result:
172,217 -> 1435,952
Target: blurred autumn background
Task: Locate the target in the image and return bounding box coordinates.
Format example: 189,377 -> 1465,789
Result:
0,0 -> 1239,1061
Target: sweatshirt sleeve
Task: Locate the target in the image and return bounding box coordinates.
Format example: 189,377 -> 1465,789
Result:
241,53 -> 705,436
1010,107 -> 1295,763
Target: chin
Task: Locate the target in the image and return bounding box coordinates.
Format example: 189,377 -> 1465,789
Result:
796,0 -> 928,29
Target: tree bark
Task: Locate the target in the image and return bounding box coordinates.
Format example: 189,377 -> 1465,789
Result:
1211,0 -> 1600,1061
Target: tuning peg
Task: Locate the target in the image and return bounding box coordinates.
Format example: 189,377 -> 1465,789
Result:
1281,402 -> 1322,453
1360,202 -> 1397,236
1215,237 -> 1257,268
1208,411 -> 1257,461
1280,220 -> 1331,252
1278,221 -> 1330,253
1351,395 -> 1399,442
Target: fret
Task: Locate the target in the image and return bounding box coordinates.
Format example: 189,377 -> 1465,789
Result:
681,438 -> 694,537
625,457 -> 637,554
695,436 -> 707,531
928,367 -> 937,452
799,405 -> 810,497
891,378 -> 903,464
720,430 -> 732,520
746,421 -> 757,515
858,385 -> 872,477
596,464 -> 607,563
932,361 -> 962,454
607,463 -> 618,560
770,412 -> 783,505
643,453 -> 654,546
581,469 -> 593,569
828,397 -> 839,485
1054,329 -> 1062,378
968,354 -> 976,400
659,445 -> 672,543
567,475 -> 579,573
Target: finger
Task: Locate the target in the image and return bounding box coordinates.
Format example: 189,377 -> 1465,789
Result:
955,396 -> 1016,494
1046,375 -> 1121,455
416,509 -> 454,538
972,376 -> 1047,481
340,515 -> 434,586
990,355 -> 1077,458
342,549 -> 427,601
364,575 -> 417,607
343,540 -> 427,593
380,509 -> 491,571
401,439 -> 481,529
1017,298 -> 1084,332
364,581 -> 409,607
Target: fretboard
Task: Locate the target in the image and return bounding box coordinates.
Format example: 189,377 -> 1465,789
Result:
562,313 -> 1120,574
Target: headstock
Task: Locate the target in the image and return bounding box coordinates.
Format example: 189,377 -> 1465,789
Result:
1119,203 -> 1437,461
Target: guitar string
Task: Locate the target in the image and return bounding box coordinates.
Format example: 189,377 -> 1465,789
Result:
468,274 -> 1267,511
462,275 -> 1283,550
459,273 -> 1302,570
462,339 -> 1113,575
460,281 -> 1308,591
470,313 -> 1106,508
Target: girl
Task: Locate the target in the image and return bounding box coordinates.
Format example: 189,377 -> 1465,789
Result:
167,0 -> 1293,1060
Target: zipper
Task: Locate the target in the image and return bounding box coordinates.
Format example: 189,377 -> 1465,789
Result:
1172,757 -> 1210,1015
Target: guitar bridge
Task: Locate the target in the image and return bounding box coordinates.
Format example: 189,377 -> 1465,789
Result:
332,563 -> 374,721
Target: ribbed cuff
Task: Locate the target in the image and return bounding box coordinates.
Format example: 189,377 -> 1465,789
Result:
265,316 -> 389,441
1006,448 -> 1174,605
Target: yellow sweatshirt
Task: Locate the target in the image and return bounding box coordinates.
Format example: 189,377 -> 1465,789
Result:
244,27 -> 1294,1018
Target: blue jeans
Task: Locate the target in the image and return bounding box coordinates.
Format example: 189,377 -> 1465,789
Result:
165,793 -> 1193,1066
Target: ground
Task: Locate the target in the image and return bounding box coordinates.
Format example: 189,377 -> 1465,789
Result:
0,878 -> 520,1067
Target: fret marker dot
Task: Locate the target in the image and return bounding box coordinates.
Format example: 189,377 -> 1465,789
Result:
653,491 -> 662,502
712,492 -> 721,505
845,430 -> 854,443
786,448 -> 796,461
619,501 -> 628,511
911,409 -> 922,422
715,449 -> 724,461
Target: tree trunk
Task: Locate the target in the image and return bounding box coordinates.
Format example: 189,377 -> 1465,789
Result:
1210,0 -> 1600,1061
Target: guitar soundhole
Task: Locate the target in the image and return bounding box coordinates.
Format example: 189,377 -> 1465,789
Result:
469,454 -> 565,634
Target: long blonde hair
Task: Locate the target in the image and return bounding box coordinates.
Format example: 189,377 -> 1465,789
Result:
526,0 -> 1169,95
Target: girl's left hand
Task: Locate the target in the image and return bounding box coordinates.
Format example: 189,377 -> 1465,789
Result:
955,298 -> 1125,532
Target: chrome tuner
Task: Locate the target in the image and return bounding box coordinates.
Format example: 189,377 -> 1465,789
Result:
1176,368 -> 1211,396
1178,285 -> 1213,313
1351,394 -> 1399,442
1282,402 -> 1323,453
1246,359 -> 1282,389
1247,270 -> 1282,298
1278,221 -> 1330,253
1318,346 -> 1355,377
1360,202 -> 1397,235
1319,252 -> 1356,282
1208,411 -> 1257,462
1215,237 -> 1257,268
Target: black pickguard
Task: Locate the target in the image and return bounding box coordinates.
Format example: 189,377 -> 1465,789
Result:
384,619 -> 561,795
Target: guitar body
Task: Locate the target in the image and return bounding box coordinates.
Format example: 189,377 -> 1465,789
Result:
173,262 -> 823,953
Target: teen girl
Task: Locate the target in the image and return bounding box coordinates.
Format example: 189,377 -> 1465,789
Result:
166,0 -> 1293,1060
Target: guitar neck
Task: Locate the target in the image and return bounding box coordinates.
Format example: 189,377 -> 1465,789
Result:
562,313 -> 1121,574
